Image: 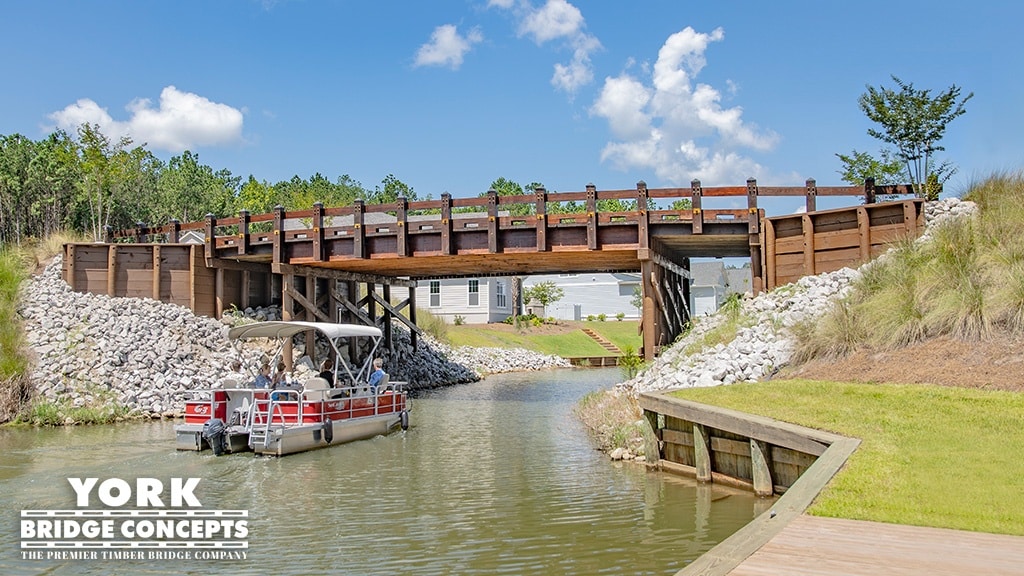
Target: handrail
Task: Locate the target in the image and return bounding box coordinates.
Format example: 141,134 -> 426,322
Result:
108,179 -> 917,242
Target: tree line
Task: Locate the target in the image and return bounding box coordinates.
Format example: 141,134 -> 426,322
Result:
0,123 -> 434,244
0,123 -> 691,245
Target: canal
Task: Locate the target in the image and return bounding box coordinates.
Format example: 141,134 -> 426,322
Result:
1,368 -> 763,575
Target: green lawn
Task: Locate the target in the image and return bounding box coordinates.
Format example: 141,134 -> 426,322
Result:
671,380 -> 1024,535
581,320 -> 642,352
445,320 -> 641,357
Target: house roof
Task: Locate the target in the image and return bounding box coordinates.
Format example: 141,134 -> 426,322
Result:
689,261 -> 726,287
725,268 -> 752,295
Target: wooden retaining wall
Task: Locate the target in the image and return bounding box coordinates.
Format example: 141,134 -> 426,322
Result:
761,198 -> 924,290
639,393 -> 853,497
638,392 -> 861,576
62,243 -> 231,317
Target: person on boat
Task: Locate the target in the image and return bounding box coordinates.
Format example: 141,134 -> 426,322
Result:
253,363 -> 272,389
368,358 -> 387,389
272,361 -> 290,388
318,359 -> 335,387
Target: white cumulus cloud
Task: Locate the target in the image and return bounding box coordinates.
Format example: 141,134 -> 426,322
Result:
414,24 -> 483,70
590,26 -> 779,186
48,86 -> 244,152
493,0 -> 600,95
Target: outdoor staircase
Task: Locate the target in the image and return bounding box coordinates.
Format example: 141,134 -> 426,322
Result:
581,328 -> 622,355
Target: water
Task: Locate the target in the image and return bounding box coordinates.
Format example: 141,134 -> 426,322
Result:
1,368 -> 763,575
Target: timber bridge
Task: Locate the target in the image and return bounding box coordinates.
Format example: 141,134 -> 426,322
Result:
63,179 -> 923,361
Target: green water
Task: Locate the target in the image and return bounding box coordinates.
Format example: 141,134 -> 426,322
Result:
0,368 -> 763,575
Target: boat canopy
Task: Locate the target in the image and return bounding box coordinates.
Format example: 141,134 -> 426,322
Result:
228,321 -> 383,342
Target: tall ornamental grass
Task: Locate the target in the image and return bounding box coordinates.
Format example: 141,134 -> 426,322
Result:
794,172 -> 1024,359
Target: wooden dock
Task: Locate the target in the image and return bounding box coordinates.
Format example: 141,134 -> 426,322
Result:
726,515 -> 1024,576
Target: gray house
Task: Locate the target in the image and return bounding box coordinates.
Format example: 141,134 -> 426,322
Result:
689,261 -> 752,317
523,272 -> 641,321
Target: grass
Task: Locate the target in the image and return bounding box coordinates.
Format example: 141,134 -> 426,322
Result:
794,172 -> 1024,357
671,379 -> 1024,536
447,320 -> 642,358
0,231 -> 101,425
573,389 -> 650,455
683,293 -> 749,355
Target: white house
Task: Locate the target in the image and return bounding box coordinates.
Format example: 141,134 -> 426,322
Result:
522,272 -> 641,321
688,261 -> 752,317
415,277 -> 513,324
689,261 -> 728,318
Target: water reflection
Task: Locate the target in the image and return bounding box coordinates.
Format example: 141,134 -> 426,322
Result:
0,368 -> 761,575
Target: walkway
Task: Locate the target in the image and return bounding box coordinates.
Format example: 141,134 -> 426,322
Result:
726,515 -> 1024,575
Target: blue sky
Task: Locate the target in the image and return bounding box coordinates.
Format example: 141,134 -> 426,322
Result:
1,1 -> 1018,214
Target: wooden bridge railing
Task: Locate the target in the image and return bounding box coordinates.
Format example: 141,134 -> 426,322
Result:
108,179 -> 915,248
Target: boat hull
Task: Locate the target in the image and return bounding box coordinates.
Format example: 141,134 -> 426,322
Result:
251,412 -> 404,456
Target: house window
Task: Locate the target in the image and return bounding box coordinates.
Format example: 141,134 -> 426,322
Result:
468,279 -> 480,307
429,281 -> 440,308
496,281 -> 507,309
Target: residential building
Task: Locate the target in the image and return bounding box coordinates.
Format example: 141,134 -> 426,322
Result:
689,261 -> 752,317
522,272 -> 641,321
415,277 -> 513,324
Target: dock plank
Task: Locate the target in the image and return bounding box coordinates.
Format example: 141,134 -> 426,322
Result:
729,515 -> 1024,576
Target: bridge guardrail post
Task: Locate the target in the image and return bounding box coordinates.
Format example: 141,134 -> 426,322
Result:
396,196 -> 408,257
168,219 -> 180,244
352,199 -> 365,258
636,181 -> 649,250
312,202 -> 324,261
864,177 -> 876,204
586,184 -> 598,250
205,214 -> 216,259
691,179 -> 703,234
487,189 -> 499,253
805,178 -> 817,213
535,187 -> 547,251
273,205 -> 286,264
441,193 -> 453,255
238,210 -> 250,256
746,178 -> 759,235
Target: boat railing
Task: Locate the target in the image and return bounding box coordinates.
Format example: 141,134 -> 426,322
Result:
248,382 -> 407,431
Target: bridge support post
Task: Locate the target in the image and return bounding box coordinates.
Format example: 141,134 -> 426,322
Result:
641,259 -> 656,362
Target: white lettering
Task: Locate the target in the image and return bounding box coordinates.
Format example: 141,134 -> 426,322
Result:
68,477 -> 99,506
98,478 -> 131,507
136,478 -> 163,507
171,477 -> 202,507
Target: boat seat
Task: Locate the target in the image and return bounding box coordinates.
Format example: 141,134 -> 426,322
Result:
303,377 -> 331,401
219,377 -> 240,389
376,374 -> 390,392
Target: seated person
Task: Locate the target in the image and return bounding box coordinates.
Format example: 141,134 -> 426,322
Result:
368,358 -> 387,389
272,361 -> 289,388
253,363 -> 272,389
318,359 -> 335,387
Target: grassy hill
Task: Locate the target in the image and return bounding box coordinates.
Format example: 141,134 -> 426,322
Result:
446,319 -> 642,357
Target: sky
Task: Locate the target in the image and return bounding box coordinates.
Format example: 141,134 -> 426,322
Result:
1,0 -> 1019,216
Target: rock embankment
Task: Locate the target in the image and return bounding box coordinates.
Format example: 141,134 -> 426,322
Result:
17,259 -> 567,418
619,197 -> 978,395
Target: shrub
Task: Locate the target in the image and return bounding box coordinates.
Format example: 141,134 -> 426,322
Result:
615,312 -> 625,321
597,313 -> 606,322
586,314 -> 596,321
416,307 -> 449,342
453,315 -> 465,326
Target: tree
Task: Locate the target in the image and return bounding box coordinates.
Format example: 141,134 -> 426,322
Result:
523,281 -> 564,311
362,174 -> 417,204
631,285 -> 643,315
841,76 -> 973,200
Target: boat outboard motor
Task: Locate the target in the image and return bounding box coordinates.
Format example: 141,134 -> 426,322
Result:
202,418 -> 227,456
